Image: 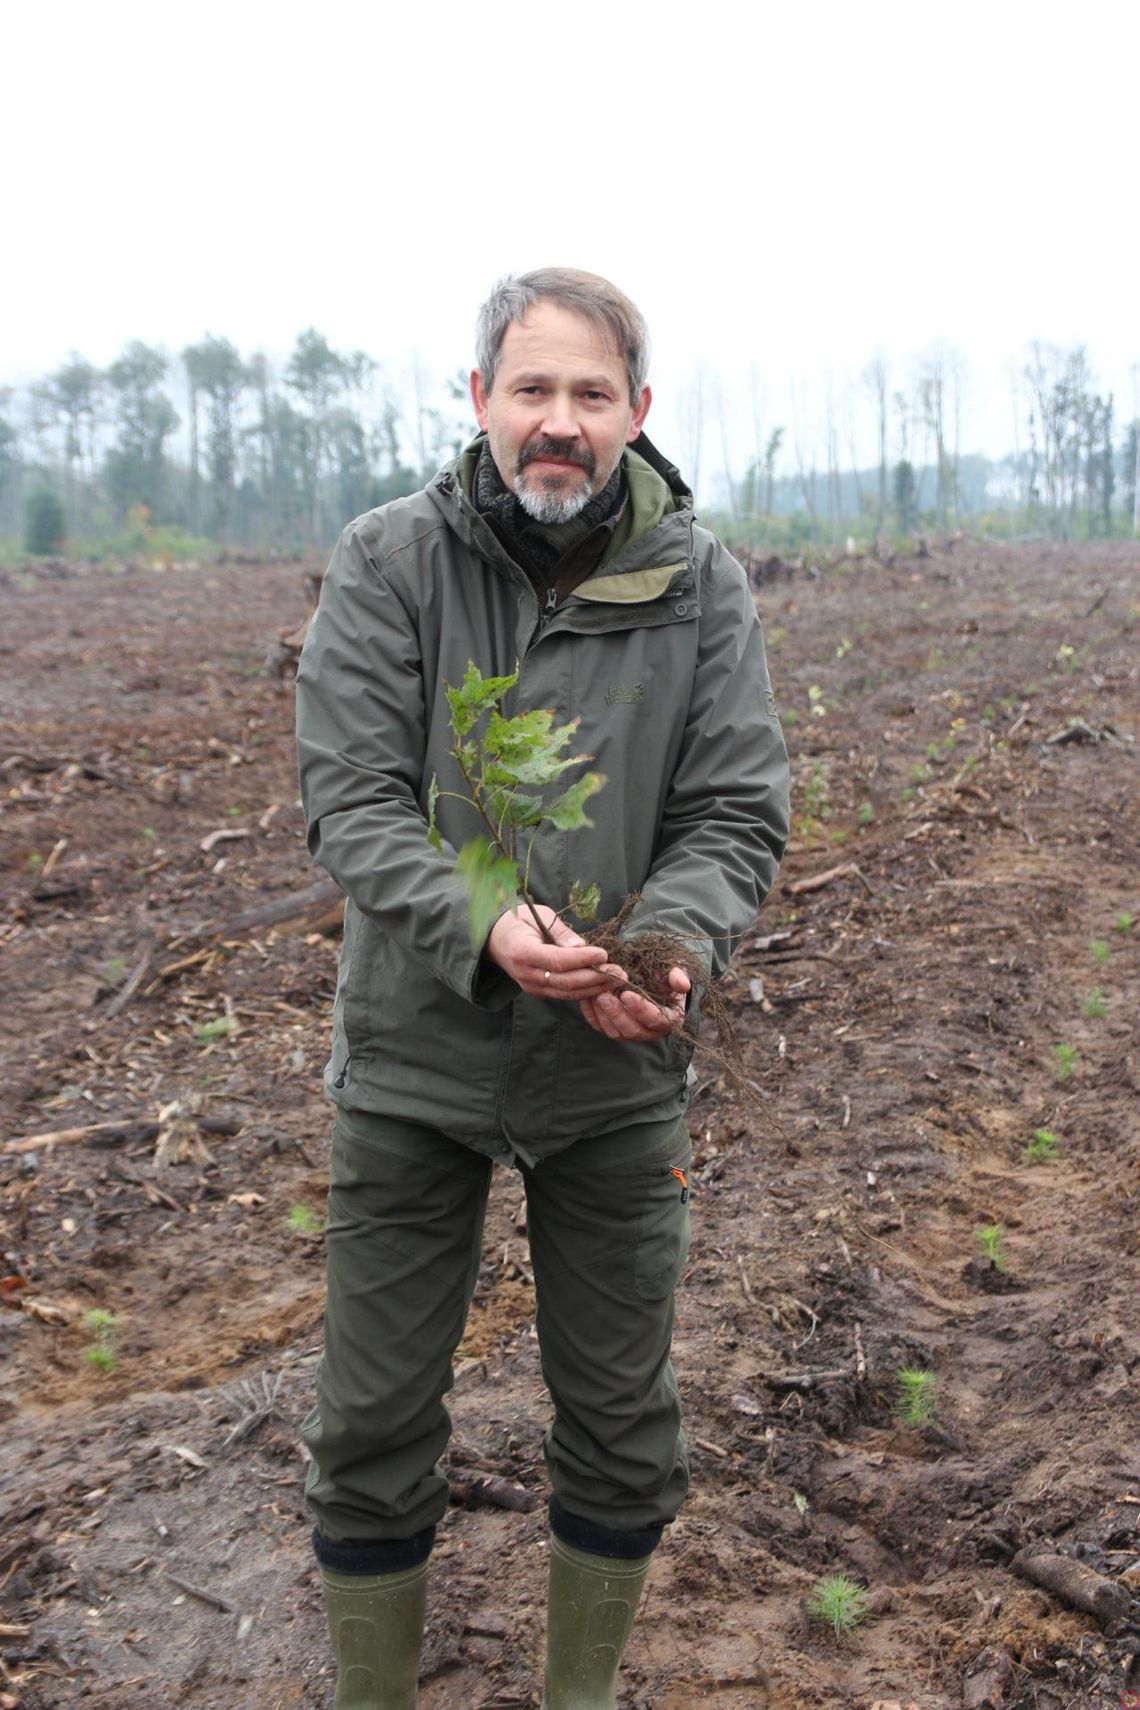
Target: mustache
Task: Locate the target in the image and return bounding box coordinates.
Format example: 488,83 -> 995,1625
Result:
518,436 -> 596,477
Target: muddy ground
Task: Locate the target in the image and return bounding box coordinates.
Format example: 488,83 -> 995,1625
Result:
1,539 -> 1138,1710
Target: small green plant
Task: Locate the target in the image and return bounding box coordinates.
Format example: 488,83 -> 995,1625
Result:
286,1203 -> 324,1236
781,708 -> 798,725
1023,1128 -> 1060,1163
835,637 -> 853,659
141,826 -> 156,843
194,1014 -> 237,1043
1054,642 -> 1077,674
105,956 -> 127,984
136,744 -> 150,762
857,801 -> 874,827
82,1308 -> 120,1373
1082,988 -> 1106,1019
802,763 -> 831,818
227,805 -> 242,818
796,763 -> 833,848
925,741 -> 940,762
27,851 -> 44,872
1114,911 -> 1134,934
900,786 -> 916,803
1052,1042 -> 1077,1081
909,763 -> 928,785
792,1490 -> 809,1515
1090,938 -> 1109,967
808,1573 -> 870,1637
808,683 -> 826,718
894,1366 -> 937,1426
975,1224 -> 1007,1272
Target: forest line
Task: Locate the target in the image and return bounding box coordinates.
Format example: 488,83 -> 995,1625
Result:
4,330 -> 1138,559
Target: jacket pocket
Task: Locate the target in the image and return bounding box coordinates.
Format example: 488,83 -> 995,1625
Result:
340,912 -> 389,1055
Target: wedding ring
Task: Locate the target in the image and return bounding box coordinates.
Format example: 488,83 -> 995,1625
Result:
543,970 -> 551,983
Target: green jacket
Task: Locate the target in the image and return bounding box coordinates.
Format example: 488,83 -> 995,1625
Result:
296,434 -> 789,1165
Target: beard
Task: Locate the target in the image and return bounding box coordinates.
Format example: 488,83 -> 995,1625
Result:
512,436 -> 597,524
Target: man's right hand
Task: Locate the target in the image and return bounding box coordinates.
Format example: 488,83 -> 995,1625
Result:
486,905 -> 625,1002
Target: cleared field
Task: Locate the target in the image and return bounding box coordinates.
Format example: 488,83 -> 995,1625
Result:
1,540 -> 1137,1708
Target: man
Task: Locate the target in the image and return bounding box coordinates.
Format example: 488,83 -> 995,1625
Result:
295,268 -> 789,1709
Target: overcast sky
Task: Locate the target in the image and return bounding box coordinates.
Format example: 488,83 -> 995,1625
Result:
5,0 -> 1137,475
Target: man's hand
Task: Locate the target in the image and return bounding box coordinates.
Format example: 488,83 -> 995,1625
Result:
579,966 -> 690,1043
486,905 -> 625,1001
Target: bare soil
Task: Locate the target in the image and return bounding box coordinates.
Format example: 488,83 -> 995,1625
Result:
1,541 -> 1138,1710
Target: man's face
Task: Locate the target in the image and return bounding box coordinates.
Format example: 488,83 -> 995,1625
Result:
470,301 -> 651,523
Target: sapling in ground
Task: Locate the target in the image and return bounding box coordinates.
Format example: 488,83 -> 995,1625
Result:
429,663 -> 740,1068
1082,988 -> 1106,1019
1023,1128 -> 1060,1163
894,1366 -> 938,1427
286,1203 -> 324,1236
82,1308 -> 120,1373
808,1573 -> 870,1637
975,1224 -> 1007,1272
1052,1042 -> 1077,1081
1090,938 -> 1109,968
1114,911 -> 1134,934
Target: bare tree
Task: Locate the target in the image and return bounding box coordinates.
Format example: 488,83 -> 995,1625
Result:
791,384 -> 819,540
679,363 -> 707,501
858,355 -> 889,536
714,380 -> 737,524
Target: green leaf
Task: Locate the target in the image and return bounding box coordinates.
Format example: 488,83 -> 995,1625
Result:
484,706 -> 556,761
455,837 -> 520,951
483,707 -> 588,784
510,745 -> 590,785
545,772 -> 605,831
427,774 -> 443,853
567,879 -> 601,922
445,662 -> 518,737
486,785 -> 544,828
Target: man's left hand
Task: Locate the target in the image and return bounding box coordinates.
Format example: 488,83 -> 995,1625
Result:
579,967 -> 690,1043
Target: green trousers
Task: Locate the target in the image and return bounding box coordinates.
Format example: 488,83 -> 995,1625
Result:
303,1106 -> 692,1547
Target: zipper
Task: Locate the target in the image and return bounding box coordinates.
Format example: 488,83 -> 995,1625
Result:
538,584 -> 558,628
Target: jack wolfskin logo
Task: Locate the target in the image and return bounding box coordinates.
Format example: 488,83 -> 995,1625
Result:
605,683 -> 644,706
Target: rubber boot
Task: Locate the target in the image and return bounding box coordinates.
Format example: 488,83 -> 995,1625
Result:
320,1560 -> 428,1710
541,1536 -> 653,1710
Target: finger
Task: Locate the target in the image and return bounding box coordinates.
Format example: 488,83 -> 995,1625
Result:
589,994 -> 630,1040
616,990 -> 677,1036
514,941 -> 608,974
527,966 -> 627,999
543,916 -> 589,949
668,967 -> 691,994
596,993 -> 659,1041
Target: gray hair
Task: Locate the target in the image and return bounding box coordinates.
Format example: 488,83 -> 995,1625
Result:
475,268 -> 650,402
